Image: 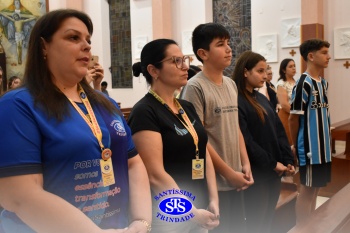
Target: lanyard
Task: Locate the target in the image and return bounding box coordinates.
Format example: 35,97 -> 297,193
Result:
149,89 -> 199,159
68,85 -> 105,152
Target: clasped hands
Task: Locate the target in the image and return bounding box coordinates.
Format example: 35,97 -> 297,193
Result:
274,162 -> 295,177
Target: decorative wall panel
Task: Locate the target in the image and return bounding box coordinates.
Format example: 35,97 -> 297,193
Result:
109,0 -> 132,88
213,0 -> 251,77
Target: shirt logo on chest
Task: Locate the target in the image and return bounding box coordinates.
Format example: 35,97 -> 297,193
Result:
174,120 -> 196,136
110,119 -> 126,136
214,107 -> 221,114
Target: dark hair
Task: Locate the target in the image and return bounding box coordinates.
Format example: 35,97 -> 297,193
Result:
24,9 -> 119,121
101,81 -> 108,87
192,23 -> 230,63
232,51 -> 267,122
8,76 -> 20,89
188,69 -> 196,81
278,58 -> 294,82
187,65 -> 201,80
299,39 -> 330,61
189,65 -> 202,73
132,39 -> 177,85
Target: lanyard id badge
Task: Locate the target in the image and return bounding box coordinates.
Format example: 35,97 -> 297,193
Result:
100,158 -> 116,187
69,85 -> 115,186
149,89 -> 204,179
192,158 -> 204,179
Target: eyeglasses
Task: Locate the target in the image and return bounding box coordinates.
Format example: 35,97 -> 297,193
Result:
157,56 -> 190,69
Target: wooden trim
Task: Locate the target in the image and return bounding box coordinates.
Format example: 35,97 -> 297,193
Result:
289,184 -> 350,232
300,23 -> 324,74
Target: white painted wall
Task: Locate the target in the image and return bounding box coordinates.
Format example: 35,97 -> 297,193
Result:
171,0 -> 212,67
47,0 -> 209,108
125,0 -> 211,107
84,0 -> 111,90
324,0 -> 350,123
48,0 -> 350,122
48,0 -> 148,108
251,0 -> 301,86
48,0 -> 66,10
252,0 -> 350,123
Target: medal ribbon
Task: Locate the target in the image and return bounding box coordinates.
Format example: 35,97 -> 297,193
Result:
68,84 -> 105,151
149,89 -> 199,159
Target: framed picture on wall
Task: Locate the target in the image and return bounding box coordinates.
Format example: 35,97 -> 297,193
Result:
280,18 -> 300,48
181,30 -> 193,55
334,28 -> 350,59
257,34 -> 278,63
134,36 -> 148,59
0,0 -> 49,80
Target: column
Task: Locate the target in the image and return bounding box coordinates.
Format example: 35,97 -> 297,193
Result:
66,0 -> 83,10
152,0 -> 172,39
300,0 -> 324,72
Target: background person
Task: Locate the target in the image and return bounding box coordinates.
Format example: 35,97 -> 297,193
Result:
188,65 -> 202,81
233,51 -> 295,233
101,81 -> 109,96
259,66 -> 278,111
276,58 -> 296,145
85,62 -> 104,91
0,9 -> 151,233
7,75 -> 21,89
129,38 -> 219,233
174,65 -> 201,98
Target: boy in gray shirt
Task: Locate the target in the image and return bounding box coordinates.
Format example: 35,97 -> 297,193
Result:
180,23 -> 253,233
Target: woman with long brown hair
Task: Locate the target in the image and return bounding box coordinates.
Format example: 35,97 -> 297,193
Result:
0,9 -> 151,233
232,51 -> 295,233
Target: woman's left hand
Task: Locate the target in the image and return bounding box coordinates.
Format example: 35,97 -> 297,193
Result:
207,200 -> 220,220
284,164 -> 295,176
274,162 -> 287,176
123,220 -> 150,233
192,208 -> 219,230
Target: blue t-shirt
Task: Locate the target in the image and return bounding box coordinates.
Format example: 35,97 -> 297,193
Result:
290,73 -> 332,166
0,88 -> 137,232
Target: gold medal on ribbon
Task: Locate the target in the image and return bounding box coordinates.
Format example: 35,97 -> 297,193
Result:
100,158 -> 116,186
68,85 -> 116,187
101,148 -> 112,161
192,159 -> 204,180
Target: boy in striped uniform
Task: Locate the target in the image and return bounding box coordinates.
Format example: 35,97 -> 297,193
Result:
289,39 -> 332,226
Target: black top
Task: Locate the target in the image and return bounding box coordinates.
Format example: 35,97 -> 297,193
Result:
266,82 -> 278,111
238,90 -> 294,183
128,93 -> 209,208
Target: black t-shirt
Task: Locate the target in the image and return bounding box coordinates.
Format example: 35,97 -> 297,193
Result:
266,82 -> 278,110
128,93 -> 209,208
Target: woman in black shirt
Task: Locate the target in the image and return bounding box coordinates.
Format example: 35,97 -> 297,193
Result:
128,39 -> 219,233
232,51 -> 295,233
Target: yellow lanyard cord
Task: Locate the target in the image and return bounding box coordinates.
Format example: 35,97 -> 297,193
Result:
149,89 -> 199,159
68,85 -> 105,151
